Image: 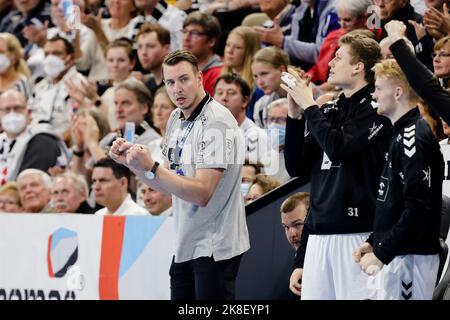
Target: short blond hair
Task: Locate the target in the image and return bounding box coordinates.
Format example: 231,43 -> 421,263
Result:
372,59 -> 418,102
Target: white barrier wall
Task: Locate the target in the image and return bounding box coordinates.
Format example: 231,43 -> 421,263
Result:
0,214 -> 174,300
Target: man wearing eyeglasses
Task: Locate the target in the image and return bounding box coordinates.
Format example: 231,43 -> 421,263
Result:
182,11 -> 223,96
0,89 -> 68,185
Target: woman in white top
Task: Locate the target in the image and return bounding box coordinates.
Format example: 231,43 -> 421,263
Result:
100,38 -> 137,130
0,33 -> 31,99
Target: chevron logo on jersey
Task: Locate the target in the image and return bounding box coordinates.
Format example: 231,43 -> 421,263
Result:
403,125 -> 416,158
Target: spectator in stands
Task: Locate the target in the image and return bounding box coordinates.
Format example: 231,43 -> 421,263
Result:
0,33 -> 31,98
222,26 -> 261,89
221,26 -> 263,119
140,182 -> 172,216
99,38 -> 137,130
306,0 -> 372,86
182,11 -> 223,95
51,172 -> 94,214
70,108 -> 111,181
85,79 -> 161,166
280,192 -> 310,251
433,36 -> 450,88
48,0 -> 108,82
147,86 -> 176,164
283,33 -> 392,299
17,169 -> 53,213
29,36 -> 85,138
423,1 -> 450,40
83,0 -> 136,55
135,23 -> 171,96
380,36 -> 416,59
0,0 -> 13,23
0,182 -> 22,213
109,50 -> 250,300
253,0 -> 296,48
257,0 -> 340,71
213,73 -> 271,168
265,98 -> 291,183
92,157 -> 148,216
128,0 -> 186,51
386,21 -> 450,124
241,160 -> 263,198
0,89 -> 68,184
245,173 -> 281,203
375,0 -> 434,70
252,46 -> 289,128
0,0 -> 51,47
23,0 -> 108,82
353,59 -> 443,300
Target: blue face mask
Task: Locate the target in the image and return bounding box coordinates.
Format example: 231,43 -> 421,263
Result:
267,123 -> 286,150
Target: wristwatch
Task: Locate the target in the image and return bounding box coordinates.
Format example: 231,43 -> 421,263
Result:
144,161 -> 160,180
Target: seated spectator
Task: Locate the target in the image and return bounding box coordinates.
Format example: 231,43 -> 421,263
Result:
280,192 -> 310,251
380,36 -> 415,59
423,0 -> 450,40
84,0 -> 136,56
246,173 -> 281,203
182,11 -> 223,95
17,169 -> 53,213
0,33 -> 32,98
375,0 -> 434,70
0,182 -> 23,213
241,160 -> 263,198
265,98 -> 291,183
251,46 -> 289,128
99,38 -> 137,130
90,79 -> 159,161
47,0 -> 108,82
22,0 -> 108,82
147,86 -> 176,164
140,182 -> 172,216
306,0 -> 372,85
213,73 -> 272,168
257,0 -> 340,71
51,172 -> 94,214
433,36 -> 450,88
92,157 -> 148,216
0,89 -> 69,184
128,0 -> 186,51
28,35 -> 86,138
0,0 -> 51,47
0,0 -> 13,23
70,108 -> 111,181
221,26 -> 263,119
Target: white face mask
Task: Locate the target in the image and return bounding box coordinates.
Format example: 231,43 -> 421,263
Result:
0,53 -> 11,74
43,54 -> 66,78
241,182 -> 251,198
1,112 -> 27,135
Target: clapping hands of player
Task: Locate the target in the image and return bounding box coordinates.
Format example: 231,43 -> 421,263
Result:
280,67 -> 316,117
